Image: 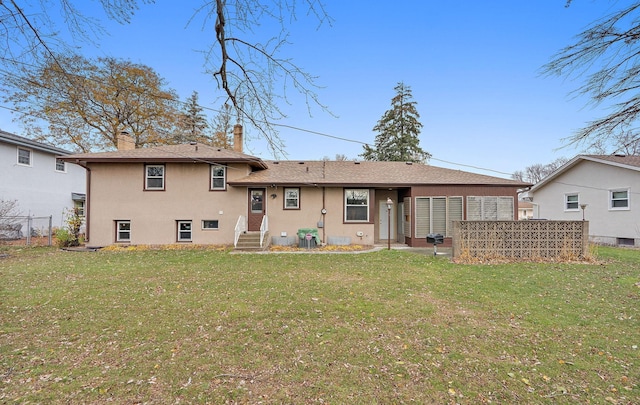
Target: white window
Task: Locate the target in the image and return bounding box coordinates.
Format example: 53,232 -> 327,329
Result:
415,196 -> 463,238
284,188 -> 300,209
202,220 -> 219,230
610,189 -> 629,210
56,158 -> 66,172
116,220 -> 131,242
145,165 -> 165,190
17,147 -> 31,166
345,189 -> 369,222
74,200 -> 85,217
565,193 -> 579,211
177,221 -> 192,241
467,196 -> 514,220
211,166 -> 226,190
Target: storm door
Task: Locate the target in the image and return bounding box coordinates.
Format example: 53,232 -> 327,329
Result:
248,188 -> 266,231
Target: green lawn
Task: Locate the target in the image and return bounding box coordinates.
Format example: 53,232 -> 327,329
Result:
1,246 -> 638,404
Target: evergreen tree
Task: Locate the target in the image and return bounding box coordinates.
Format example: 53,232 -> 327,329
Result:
361,82 -> 430,162
177,91 -> 209,143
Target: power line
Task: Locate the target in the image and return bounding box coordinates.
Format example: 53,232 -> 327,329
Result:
0,58 -> 517,177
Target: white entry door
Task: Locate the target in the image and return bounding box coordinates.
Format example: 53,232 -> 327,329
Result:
379,201 -> 395,240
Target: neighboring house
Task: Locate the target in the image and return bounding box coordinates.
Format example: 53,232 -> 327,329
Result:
518,200 -> 534,220
0,130 -> 86,228
60,129 -> 529,249
528,154 -> 640,246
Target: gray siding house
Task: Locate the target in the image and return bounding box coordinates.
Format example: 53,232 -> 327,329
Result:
0,130 -> 86,229
528,155 -> 640,246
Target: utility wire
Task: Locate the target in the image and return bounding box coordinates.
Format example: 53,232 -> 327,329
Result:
0,58 -> 520,177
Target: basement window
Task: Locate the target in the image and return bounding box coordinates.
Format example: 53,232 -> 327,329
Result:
116,220 -> 131,242
617,237 -> 635,246
177,220 -> 192,242
202,220 -> 219,230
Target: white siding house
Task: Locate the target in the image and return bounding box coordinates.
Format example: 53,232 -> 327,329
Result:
528,155 -> 640,246
0,130 -> 86,228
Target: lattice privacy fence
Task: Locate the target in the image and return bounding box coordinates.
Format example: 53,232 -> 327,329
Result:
452,220 -> 589,260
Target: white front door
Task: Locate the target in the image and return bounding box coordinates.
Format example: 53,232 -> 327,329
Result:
379,201 -> 395,240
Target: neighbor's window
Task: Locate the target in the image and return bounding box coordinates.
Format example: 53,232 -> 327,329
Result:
565,193 -> 579,211
145,165 -> 165,190
284,188 -> 300,209
202,220 -> 219,230
55,158 -> 66,172
74,200 -> 85,217
116,220 -> 131,242
211,165 -> 226,190
177,220 -> 192,241
345,189 -> 369,222
17,147 -> 31,166
610,189 -> 629,210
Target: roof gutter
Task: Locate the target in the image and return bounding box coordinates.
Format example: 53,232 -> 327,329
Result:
72,159 -> 91,244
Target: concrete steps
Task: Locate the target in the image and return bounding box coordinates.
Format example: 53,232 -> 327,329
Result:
234,231 -> 270,251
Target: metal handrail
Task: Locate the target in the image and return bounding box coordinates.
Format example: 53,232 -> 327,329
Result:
234,215 -> 246,247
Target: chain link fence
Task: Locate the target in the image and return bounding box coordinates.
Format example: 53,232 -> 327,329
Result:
0,216 -> 53,246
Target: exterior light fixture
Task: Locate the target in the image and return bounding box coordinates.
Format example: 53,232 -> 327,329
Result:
580,203 -> 588,221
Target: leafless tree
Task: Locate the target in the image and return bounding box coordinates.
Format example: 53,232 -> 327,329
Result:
543,3 -> 640,152
589,128 -> 640,155
1,1 -> 331,156
512,157 -> 569,184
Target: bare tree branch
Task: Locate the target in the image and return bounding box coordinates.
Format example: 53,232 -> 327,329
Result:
543,3 -> 640,152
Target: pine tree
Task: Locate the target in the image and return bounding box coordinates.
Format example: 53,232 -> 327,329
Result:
361,82 -> 430,162
177,91 -> 209,143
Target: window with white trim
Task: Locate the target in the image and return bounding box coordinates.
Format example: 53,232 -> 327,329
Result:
145,165 -> 165,190
17,147 -> 31,166
211,165 -> 226,190
565,193 -> 579,211
467,196 -> 514,220
344,189 -> 369,222
610,189 -> 629,210
177,220 -> 192,241
202,220 -> 219,230
415,196 -> 463,238
116,220 -> 131,242
284,188 -> 300,209
74,200 -> 85,217
56,158 -> 66,172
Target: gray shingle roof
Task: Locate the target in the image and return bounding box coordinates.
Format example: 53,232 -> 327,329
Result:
0,130 -> 72,155
582,154 -> 640,169
530,154 -> 640,192
229,160 -> 531,187
60,143 -> 268,169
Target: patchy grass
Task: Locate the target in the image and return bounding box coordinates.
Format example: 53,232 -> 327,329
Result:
0,246 -> 638,404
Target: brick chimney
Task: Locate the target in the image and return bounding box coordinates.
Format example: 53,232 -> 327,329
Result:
117,131 -> 135,151
233,124 -> 243,153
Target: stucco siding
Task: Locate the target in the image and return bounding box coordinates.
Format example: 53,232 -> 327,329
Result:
86,162 -> 249,246
266,186 -> 376,246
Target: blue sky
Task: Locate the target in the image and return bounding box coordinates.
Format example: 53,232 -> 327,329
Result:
0,1 -> 627,177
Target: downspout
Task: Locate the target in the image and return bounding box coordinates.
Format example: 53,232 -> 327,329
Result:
322,187 -> 326,244
75,160 -> 91,243
322,160 -> 326,244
